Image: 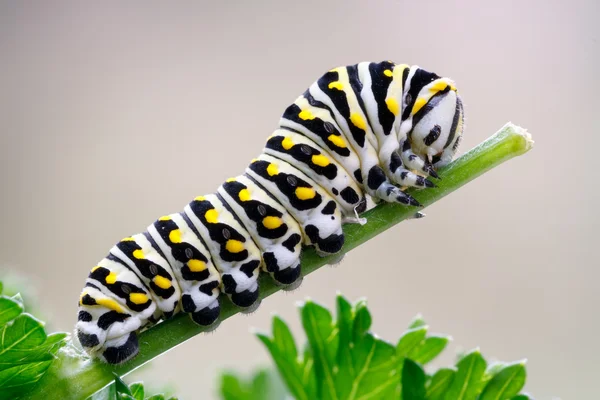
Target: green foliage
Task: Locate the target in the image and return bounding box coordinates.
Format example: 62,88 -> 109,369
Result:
220,369 -> 288,400
108,375 -> 179,400
0,281 -> 67,400
234,294 -> 532,400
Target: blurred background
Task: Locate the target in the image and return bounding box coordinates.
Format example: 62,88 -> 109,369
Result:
1,1 -> 598,398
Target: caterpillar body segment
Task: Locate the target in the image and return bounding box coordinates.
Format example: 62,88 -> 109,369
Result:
76,60 -> 465,364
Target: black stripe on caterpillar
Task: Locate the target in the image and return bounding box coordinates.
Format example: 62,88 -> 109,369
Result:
76,61 -> 465,364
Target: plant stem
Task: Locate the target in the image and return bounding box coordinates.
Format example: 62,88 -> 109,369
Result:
28,123 -> 533,400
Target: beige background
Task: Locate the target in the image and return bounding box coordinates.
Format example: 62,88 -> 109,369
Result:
1,1 -> 598,399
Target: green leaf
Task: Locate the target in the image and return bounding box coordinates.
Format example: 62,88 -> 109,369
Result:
0,359 -> 53,399
346,333 -> 397,400
510,395 -> 532,400
272,315 -> 297,361
402,358 -> 426,400
0,281 -> 3,294
408,315 -> 427,329
335,295 -> 355,399
129,382 -> 145,400
397,326 -> 428,358
146,396 -> 166,400
0,291 -> 67,399
352,300 -> 371,339
300,301 -> 339,400
409,335 -> 450,364
444,349 -> 487,400
219,369 -> 286,400
0,297 -> 23,326
425,368 -> 455,400
479,361 -> 527,400
114,375 -> 133,396
220,372 -> 248,400
256,333 -> 311,400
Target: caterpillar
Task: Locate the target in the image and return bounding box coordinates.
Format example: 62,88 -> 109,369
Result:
76,61 -> 464,364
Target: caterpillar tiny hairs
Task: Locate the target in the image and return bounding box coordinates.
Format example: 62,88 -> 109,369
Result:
76,61 -> 464,364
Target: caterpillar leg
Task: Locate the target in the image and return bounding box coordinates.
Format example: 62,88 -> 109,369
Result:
99,332 -> 140,365
400,140 -> 439,178
77,269 -> 154,364
218,175 -> 304,286
247,154 -> 344,256
148,213 -> 222,326
184,194 -> 263,309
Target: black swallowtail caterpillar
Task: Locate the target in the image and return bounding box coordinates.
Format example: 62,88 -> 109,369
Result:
76,61 -> 464,364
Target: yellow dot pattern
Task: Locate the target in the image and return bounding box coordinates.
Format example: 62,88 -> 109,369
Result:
132,249 -> 144,259
238,189 -> 251,202
328,81 -> 344,91
129,293 -> 148,305
225,239 -> 244,253
311,154 -> 330,167
295,187 -> 316,200
168,229 -> 182,243
91,265 -> 101,273
385,98 -> 399,116
350,113 -> 367,130
105,272 -> 117,285
262,216 -> 283,229
267,163 -> 279,176
412,98 -> 428,115
195,195 -> 206,201
153,275 -> 171,289
328,134 -> 346,148
281,137 -> 294,150
97,298 -> 123,313
383,69 -> 393,77
298,109 -> 315,120
188,259 -> 207,272
205,209 -> 218,224
158,216 -> 171,221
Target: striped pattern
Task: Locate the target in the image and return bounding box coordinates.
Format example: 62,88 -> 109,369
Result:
76,61 -> 465,364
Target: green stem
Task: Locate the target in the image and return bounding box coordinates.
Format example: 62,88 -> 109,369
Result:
28,123 -> 533,400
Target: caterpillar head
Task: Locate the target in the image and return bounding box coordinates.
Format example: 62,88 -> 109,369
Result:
400,66 -> 465,168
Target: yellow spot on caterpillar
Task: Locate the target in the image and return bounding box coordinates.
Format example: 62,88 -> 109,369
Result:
97,298 -> 123,313
298,109 -> 315,120
105,272 -> 117,285
169,229 -> 182,243
350,113 -> 367,130
158,215 -> 171,221
188,259 -> 206,272
267,163 -> 279,176
238,188 -> 251,202
225,239 -> 244,253
385,98 -> 399,116
328,81 -> 344,91
251,158 -> 258,163
129,293 -> 148,305
450,83 -> 457,91
121,237 -> 135,242
79,293 -> 85,306
226,177 -> 236,183
412,98 -> 427,115
430,80 -> 448,92
383,69 -> 393,77
153,275 -> 171,289
133,249 -> 144,259
195,195 -> 206,201
262,216 -> 283,229
311,154 -> 330,167
91,265 -> 101,273
205,209 -> 218,224
328,134 -> 347,148
295,187 -> 316,200
281,136 -> 294,150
